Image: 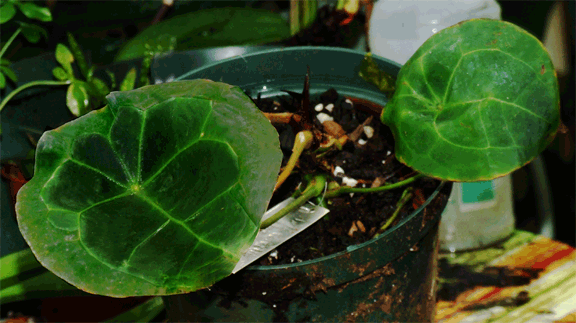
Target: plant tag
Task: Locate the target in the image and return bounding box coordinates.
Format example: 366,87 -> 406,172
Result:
232,198 -> 330,274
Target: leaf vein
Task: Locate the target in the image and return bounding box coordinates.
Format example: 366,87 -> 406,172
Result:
122,220 -> 171,270
68,158 -> 128,189
137,193 -> 237,260
141,103 -> 215,187
418,55 -> 441,103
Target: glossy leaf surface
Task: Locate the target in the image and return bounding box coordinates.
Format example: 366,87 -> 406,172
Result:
382,19 -> 560,181
16,80 -> 282,297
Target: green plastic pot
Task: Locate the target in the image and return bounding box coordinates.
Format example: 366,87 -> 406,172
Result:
164,47 -> 452,322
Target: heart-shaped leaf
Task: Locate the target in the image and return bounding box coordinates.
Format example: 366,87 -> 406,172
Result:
381,19 -> 560,181
16,80 -> 282,297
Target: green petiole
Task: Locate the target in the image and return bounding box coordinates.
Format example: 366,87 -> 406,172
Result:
373,187 -> 413,238
0,80 -> 69,112
0,28 -> 22,59
261,174 -> 326,229
324,173 -> 424,198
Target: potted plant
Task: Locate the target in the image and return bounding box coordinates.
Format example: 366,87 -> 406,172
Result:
15,19 -> 559,322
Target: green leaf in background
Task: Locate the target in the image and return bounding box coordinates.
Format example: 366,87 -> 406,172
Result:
0,71 -> 5,88
359,52 -> 396,96
1,248 -> 42,284
67,32 -> 90,80
381,19 -> 560,181
16,80 -> 282,297
119,67 -> 137,91
17,21 -> 48,43
66,81 -> 89,116
0,2 -> 16,24
138,53 -> 153,88
52,66 -> 69,81
0,66 -> 17,83
106,70 -> 117,90
1,58 -> 11,66
91,77 -> 110,98
115,7 -> 290,61
56,43 -> 75,76
1,249 -> 164,322
16,1 -> 52,22
1,270 -> 85,305
0,248 -> 83,305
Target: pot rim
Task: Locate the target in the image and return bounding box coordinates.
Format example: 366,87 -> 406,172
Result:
176,46 -> 448,271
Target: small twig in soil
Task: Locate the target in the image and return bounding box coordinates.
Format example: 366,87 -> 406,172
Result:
274,130 -> 314,192
261,174 -> 327,229
322,120 -> 349,147
373,187 -> 413,238
263,112 -> 302,124
348,115 -> 373,142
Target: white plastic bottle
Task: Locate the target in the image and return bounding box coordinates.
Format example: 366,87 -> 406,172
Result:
438,176 -> 515,252
369,0 -> 515,252
369,0 -> 501,65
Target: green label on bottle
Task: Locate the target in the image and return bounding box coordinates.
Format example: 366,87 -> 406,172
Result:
460,180 -> 495,204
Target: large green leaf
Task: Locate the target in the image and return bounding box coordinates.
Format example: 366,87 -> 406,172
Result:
114,7 -> 290,61
381,19 -> 560,181
16,80 -> 282,297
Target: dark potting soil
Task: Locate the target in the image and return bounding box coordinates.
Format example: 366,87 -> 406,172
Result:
252,88 -> 445,266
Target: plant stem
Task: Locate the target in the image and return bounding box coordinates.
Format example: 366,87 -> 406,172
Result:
0,80 -> 69,112
274,130 -> 314,192
261,174 -> 326,229
373,187 -> 413,238
302,0 -> 317,28
325,173 -> 424,198
0,28 -> 22,59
